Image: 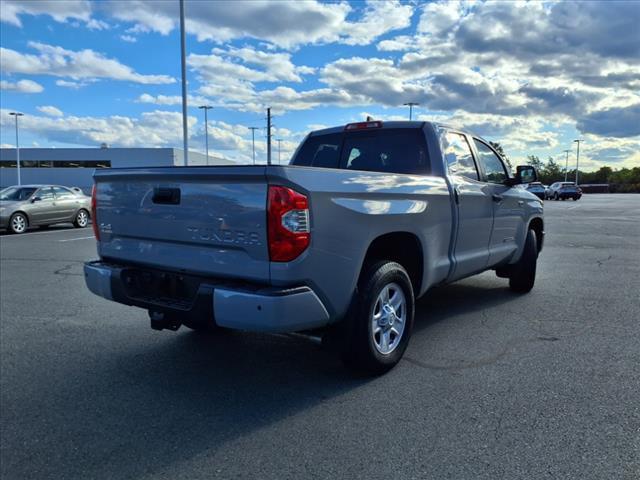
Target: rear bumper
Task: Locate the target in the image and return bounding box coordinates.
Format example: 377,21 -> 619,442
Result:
84,261 -> 330,333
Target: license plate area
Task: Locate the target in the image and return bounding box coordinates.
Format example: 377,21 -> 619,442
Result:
121,268 -> 200,310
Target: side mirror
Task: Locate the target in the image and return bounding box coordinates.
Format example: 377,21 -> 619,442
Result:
515,165 -> 537,184
31,196 -> 42,203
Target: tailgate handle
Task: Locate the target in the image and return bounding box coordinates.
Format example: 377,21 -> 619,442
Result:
152,187 -> 181,205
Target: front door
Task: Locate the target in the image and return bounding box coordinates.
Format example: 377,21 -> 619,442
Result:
27,187 -> 58,225
471,139 -> 522,267
442,131 -> 494,280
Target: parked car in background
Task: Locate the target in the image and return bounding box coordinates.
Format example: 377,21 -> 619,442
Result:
0,185 -> 92,234
548,182 -> 582,201
85,120 -> 544,374
526,182 -> 546,200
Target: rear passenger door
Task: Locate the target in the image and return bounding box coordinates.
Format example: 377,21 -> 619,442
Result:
443,131 -> 494,279
471,139 -> 522,266
52,186 -> 80,221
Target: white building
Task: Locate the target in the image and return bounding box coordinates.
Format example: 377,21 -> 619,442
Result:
0,147 -> 234,193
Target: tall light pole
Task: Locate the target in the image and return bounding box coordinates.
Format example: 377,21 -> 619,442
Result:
403,102 -> 419,120
198,105 -> 212,165
563,149 -> 570,182
179,0 -> 189,166
276,138 -> 283,164
248,127 -> 259,165
9,112 -> 24,186
573,139 -> 582,185
266,107 -> 272,165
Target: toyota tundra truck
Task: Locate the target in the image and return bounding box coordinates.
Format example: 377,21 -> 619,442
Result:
85,121 -> 544,374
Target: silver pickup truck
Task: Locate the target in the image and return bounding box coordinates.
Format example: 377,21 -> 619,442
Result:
85,121 -> 543,373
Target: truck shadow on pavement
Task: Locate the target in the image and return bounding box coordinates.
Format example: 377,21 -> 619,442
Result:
6,279 -> 521,480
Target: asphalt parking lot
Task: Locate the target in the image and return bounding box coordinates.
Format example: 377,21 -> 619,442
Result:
1,194 -> 638,479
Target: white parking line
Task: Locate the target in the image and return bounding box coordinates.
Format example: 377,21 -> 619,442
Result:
57,235 -> 95,242
0,227 -> 92,239
58,236 -> 95,242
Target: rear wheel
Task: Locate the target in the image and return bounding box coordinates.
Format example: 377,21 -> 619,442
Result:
9,213 -> 28,234
554,193 -> 559,200
342,261 -> 415,375
509,229 -> 538,293
73,209 -> 89,228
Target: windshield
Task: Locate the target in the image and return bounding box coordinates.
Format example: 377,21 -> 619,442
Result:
0,187 -> 38,201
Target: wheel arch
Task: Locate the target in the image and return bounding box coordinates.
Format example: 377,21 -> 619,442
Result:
8,210 -> 30,231
528,216 -> 544,253
360,231 -> 424,295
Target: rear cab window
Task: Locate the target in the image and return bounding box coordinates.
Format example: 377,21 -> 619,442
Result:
442,131 -> 479,180
291,128 -> 430,175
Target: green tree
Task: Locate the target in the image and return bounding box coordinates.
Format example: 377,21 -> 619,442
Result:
526,155 -> 545,172
542,157 -> 563,184
489,141 -> 513,171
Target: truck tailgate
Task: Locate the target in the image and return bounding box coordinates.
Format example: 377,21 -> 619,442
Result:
93,166 -> 270,282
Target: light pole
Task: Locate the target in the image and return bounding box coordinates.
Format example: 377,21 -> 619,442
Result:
573,139 -> 582,185
563,149 -> 570,182
276,138 -> 283,164
198,105 -> 212,165
9,112 -> 24,186
248,127 -> 259,165
179,0 -> 188,165
403,102 -> 419,120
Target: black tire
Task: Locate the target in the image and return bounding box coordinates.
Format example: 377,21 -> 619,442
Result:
573,196 -> 579,201
8,212 -> 28,234
509,229 -> 538,293
554,193 -> 559,200
73,209 -> 90,228
342,261 -> 415,375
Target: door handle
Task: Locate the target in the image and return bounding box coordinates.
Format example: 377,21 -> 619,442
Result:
518,200 -> 524,206
492,194 -> 503,203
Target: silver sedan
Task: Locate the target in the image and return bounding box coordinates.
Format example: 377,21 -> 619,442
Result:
0,185 -> 92,234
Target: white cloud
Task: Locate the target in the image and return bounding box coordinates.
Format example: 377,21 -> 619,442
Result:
120,34 -> 137,43
136,93 -> 212,107
55,79 -> 91,89
1,42 -> 174,84
0,0 -> 92,27
0,79 -> 44,93
37,105 -> 64,117
342,1 -> 414,46
104,0 -> 413,49
0,108 -> 196,148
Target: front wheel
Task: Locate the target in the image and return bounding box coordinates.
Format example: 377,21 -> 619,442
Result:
9,212 -> 28,234
509,229 -> 538,293
73,209 -> 89,228
342,261 -> 415,375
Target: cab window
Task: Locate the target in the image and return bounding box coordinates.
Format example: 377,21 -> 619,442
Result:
473,139 -> 507,184
443,132 -> 479,180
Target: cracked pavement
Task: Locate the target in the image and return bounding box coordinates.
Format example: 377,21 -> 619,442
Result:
1,194 -> 639,479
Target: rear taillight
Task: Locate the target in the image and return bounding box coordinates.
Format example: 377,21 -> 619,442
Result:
267,185 -> 310,262
91,184 -> 99,241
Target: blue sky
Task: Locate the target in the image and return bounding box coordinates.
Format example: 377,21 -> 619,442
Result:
1,0 -> 639,169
